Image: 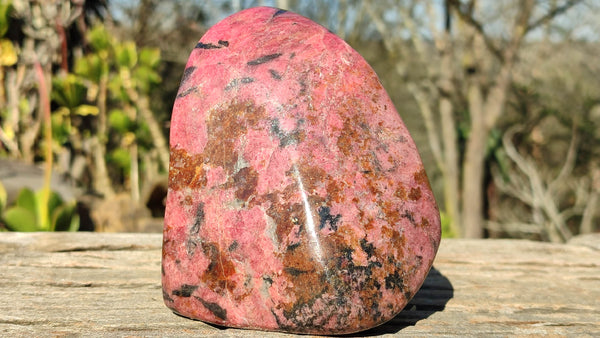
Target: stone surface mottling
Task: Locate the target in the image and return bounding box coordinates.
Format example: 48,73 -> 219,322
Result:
162,6 -> 441,335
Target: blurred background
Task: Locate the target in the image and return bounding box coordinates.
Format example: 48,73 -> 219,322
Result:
0,0 -> 598,241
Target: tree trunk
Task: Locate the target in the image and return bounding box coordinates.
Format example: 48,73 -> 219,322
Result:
130,143 -> 140,203
125,87 -> 170,173
92,74 -> 115,198
580,169 -> 599,234
438,28 -> 461,236
462,75 -> 486,238
91,136 -> 114,198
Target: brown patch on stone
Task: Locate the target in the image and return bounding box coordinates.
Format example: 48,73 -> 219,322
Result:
337,119 -> 361,157
203,138 -> 238,171
392,229 -> 405,247
335,97 -> 373,156
168,102 -> 267,193
282,239 -> 319,278
394,185 -> 407,200
413,168 -> 431,189
168,148 -> 206,191
279,242 -> 329,323
204,100 -> 267,173
381,224 -> 406,249
297,163 -> 328,193
200,242 -> 238,296
419,217 -> 430,229
325,179 -> 345,204
265,198 -> 304,245
380,201 -> 401,227
363,219 -> 374,231
408,187 -> 422,201
304,110 -> 319,125
183,194 -> 194,206
359,155 -> 376,174
281,181 -> 300,201
232,166 -> 258,201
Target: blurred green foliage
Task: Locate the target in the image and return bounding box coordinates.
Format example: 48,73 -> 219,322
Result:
0,2 -> 165,232
440,211 -> 456,238
0,1 -> 16,67
0,181 -> 79,232
46,23 -> 164,192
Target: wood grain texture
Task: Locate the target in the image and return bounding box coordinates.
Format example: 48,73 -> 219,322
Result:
1,232 -> 598,337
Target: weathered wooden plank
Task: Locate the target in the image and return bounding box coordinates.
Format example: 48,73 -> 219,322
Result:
0,233 -> 598,337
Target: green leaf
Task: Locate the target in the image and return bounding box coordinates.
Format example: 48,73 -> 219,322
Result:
494,147 -> 511,182
73,56 -> 89,76
0,180 -> 7,211
115,41 -> 138,68
75,54 -> 106,82
109,148 -> 131,173
51,108 -> 72,144
52,74 -> 87,109
52,203 -> 79,232
37,189 -> 63,221
0,1 -> 13,38
69,213 -> 80,232
440,211 -> 456,238
88,25 -> 112,52
139,48 -> 160,68
3,206 -> 38,232
0,38 -> 17,66
35,188 -> 51,230
108,109 -> 132,132
133,66 -> 161,93
18,97 -> 29,116
108,76 -> 128,101
74,104 -> 99,116
15,187 -> 36,213
134,121 -> 153,147
486,128 -> 502,157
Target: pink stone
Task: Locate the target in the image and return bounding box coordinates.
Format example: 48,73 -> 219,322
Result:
162,7 -> 441,335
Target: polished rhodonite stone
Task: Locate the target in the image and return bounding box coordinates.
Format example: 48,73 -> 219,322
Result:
162,6 -> 441,335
